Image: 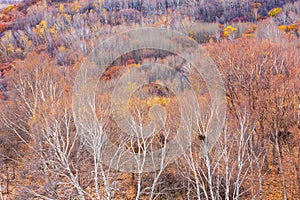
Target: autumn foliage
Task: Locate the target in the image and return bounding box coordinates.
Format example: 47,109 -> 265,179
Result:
0,0 -> 300,199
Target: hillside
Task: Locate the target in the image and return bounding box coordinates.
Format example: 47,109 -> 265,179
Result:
0,0 -> 300,199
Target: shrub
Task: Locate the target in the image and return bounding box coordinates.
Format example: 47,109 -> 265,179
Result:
268,7 -> 283,17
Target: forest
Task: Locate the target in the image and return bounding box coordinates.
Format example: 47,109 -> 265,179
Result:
0,0 -> 300,199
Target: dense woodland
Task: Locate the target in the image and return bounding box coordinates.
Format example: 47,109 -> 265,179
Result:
0,0 -> 300,199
